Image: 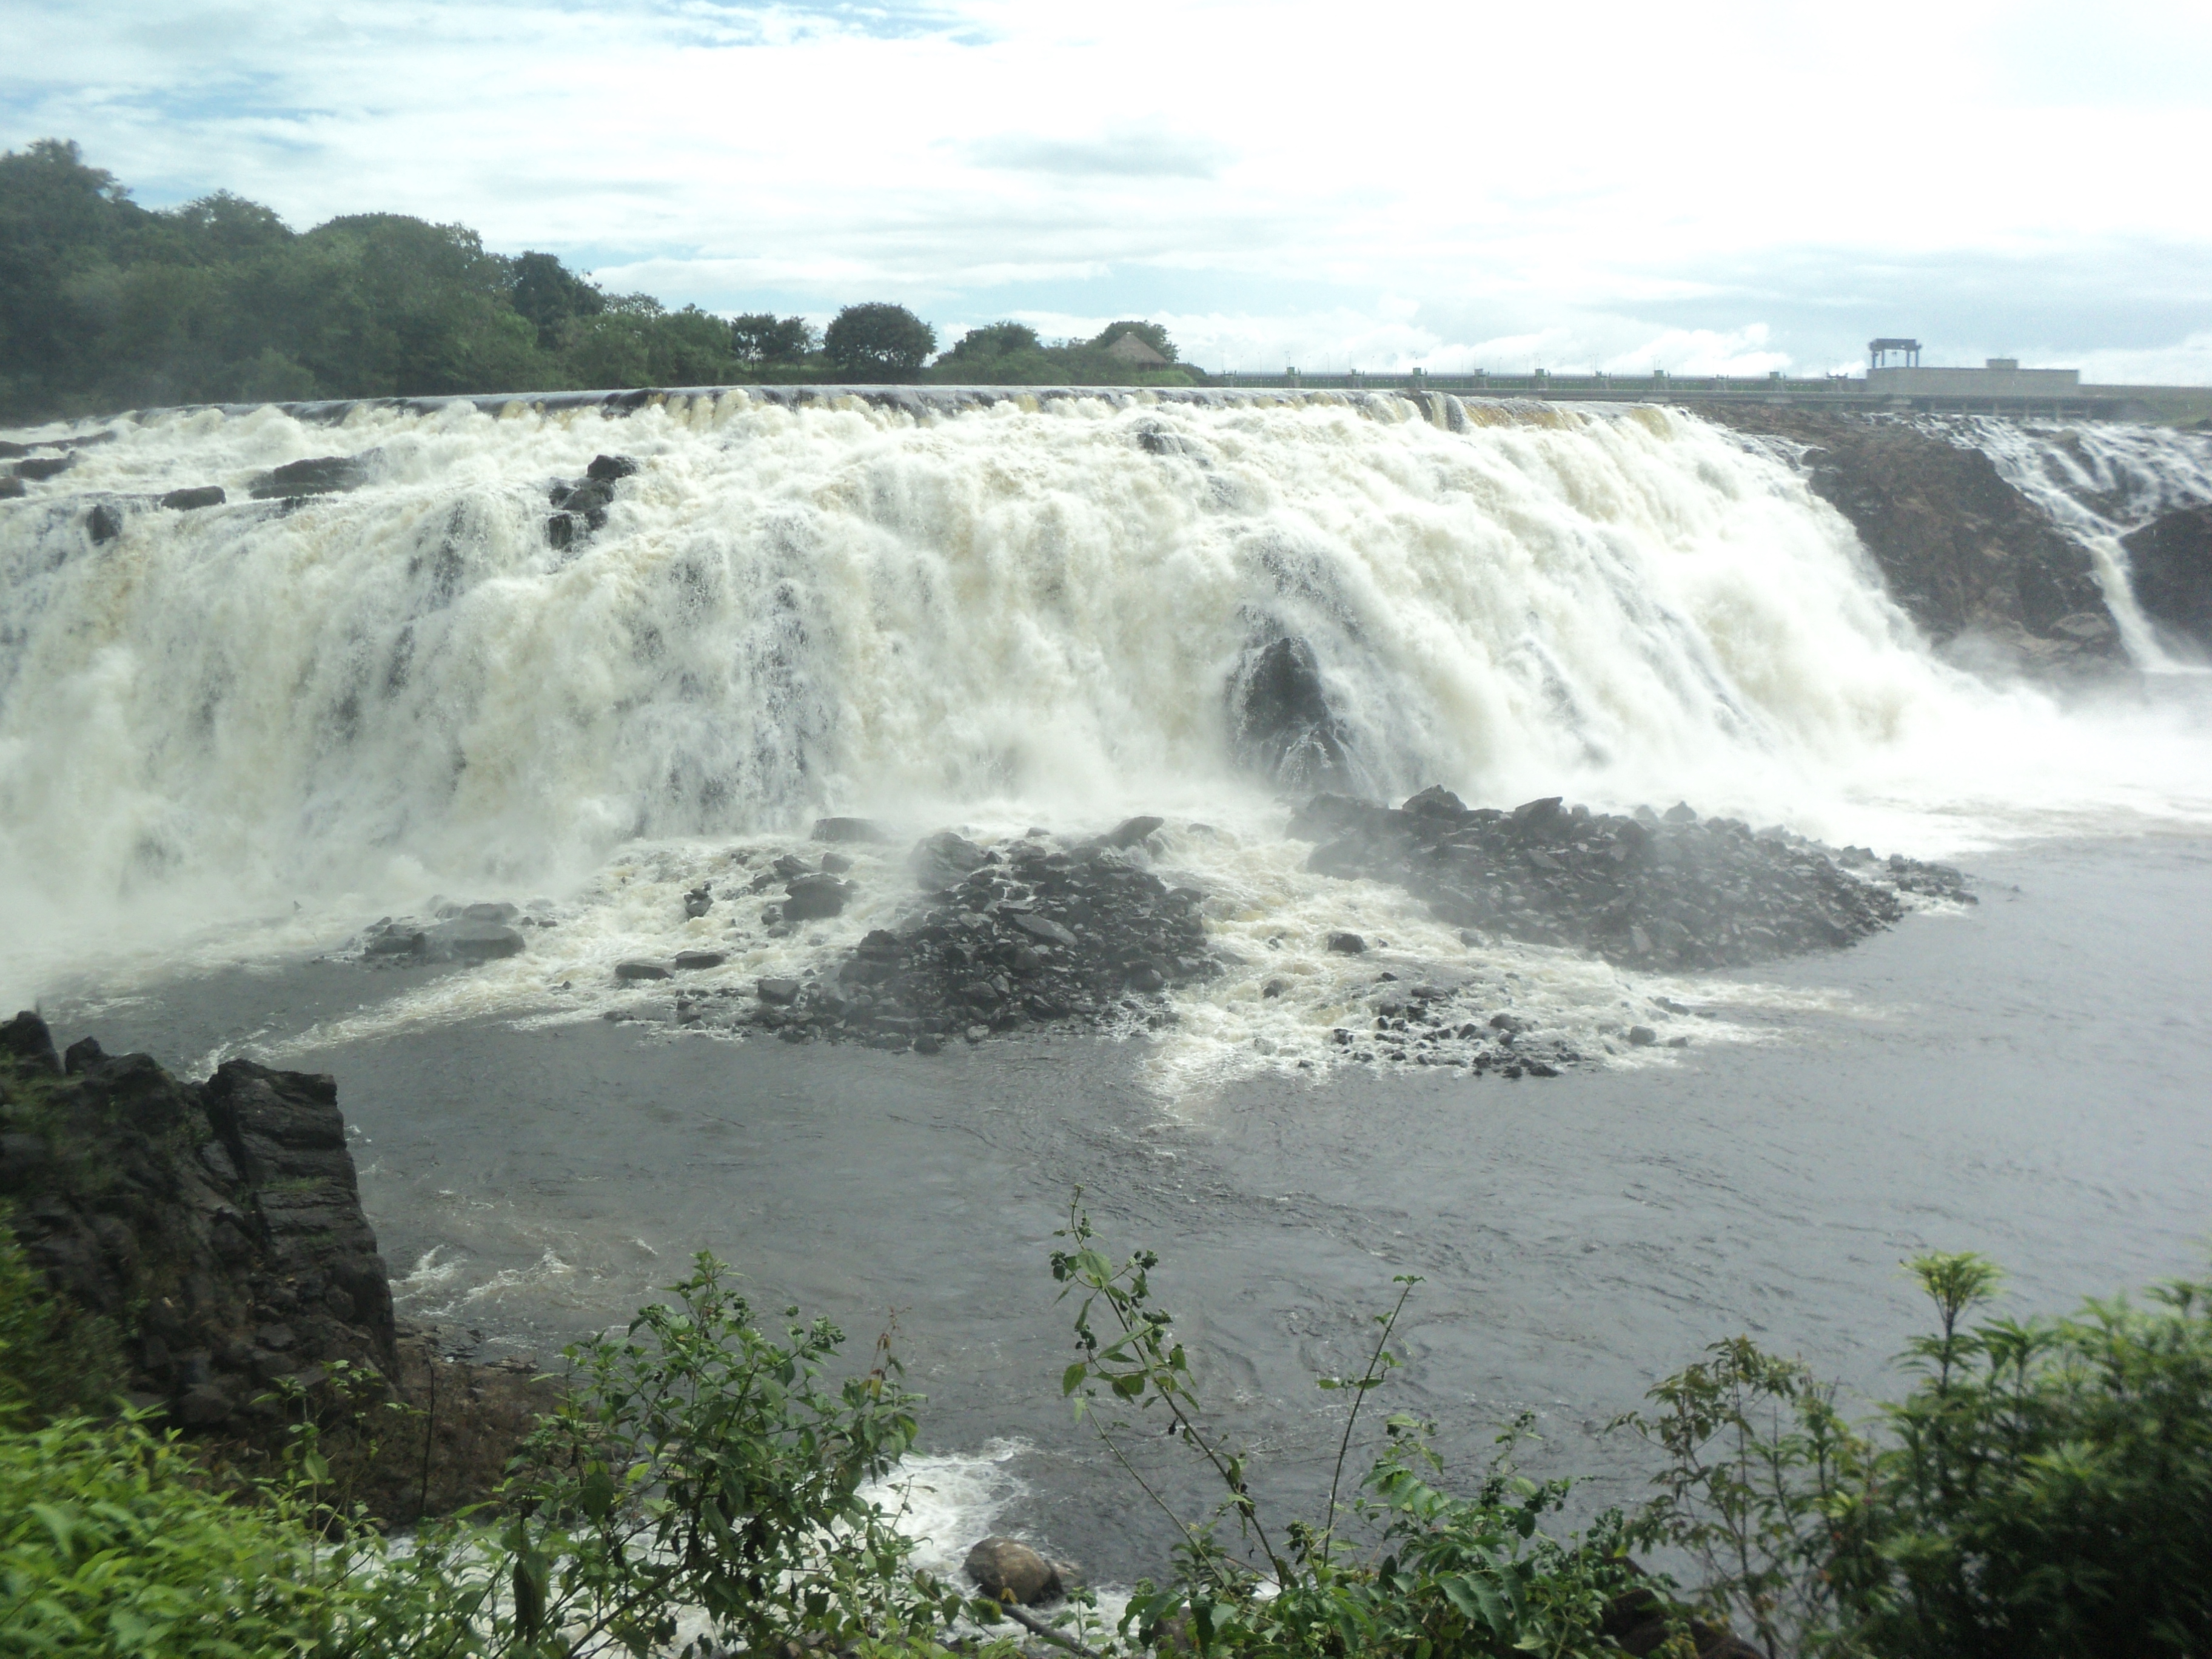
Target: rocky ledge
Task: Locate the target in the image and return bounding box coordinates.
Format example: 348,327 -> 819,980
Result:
1293,788 -> 1970,971
1708,409 -> 2122,674
663,817 -> 1216,1049
0,1011 -> 549,1518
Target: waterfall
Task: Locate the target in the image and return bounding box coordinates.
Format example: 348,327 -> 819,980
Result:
4,390 -> 2208,1029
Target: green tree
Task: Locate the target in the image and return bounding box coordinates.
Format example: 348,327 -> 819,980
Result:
731,312 -> 816,363
823,301 -> 935,379
510,249 -> 604,349
943,320 -> 1042,361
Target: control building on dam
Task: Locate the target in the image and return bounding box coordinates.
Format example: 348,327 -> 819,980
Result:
1212,338 -> 2212,424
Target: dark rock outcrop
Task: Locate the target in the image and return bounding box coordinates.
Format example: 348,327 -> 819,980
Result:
1710,410 -> 2119,671
546,454 -> 639,547
1228,633 -> 1358,791
697,832 -> 1215,1048
813,816 -> 888,843
2122,503 -> 2212,649
1,1019 -> 397,1421
1293,789 -> 1969,971
359,913 -> 527,964
160,484 -> 226,511
13,454 -> 76,481
964,1536 -> 1068,1606
248,453 -> 371,500
0,1014 -> 554,1518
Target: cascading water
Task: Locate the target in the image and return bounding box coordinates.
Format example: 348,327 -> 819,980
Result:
4,390 -> 2210,1085
1916,414 -> 2212,668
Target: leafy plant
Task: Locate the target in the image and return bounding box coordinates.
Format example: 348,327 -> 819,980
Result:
0,1211 -> 124,1427
1049,1192 -> 1652,1656
1620,1252 -> 2212,1659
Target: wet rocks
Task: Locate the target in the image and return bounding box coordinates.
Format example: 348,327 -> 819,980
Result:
0,1014 -> 397,1416
2122,503 -> 2212,648
1101,814 -> 1165,848
359,911 -> 525,964
737,827 -> 1215,1047
910,830 -> 988,891
672,950 -> 726,971
0,1014 -> 555,1521
1326,930 -> 1367,954
248,454 -> 371,500
1228,633 -> 1359,792
813,816 -> 888,843
782,873 -> 853,919
615,960 -> 672,982
14,454 -> 76,481
964,1537 -> 1067,1606
1707,409 -> 2119,672
1293,788 -> 1971,971
546,454 -> 639,547
423,918 -> 526,961
88,502 -> 124,543
160,484 -> 226,511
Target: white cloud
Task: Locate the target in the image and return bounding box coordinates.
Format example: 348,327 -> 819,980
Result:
4,0 -> 2209,380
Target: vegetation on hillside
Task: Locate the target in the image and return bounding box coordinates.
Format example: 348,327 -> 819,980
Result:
4,1179 -> 2207,1658
0,140 -> 1194,421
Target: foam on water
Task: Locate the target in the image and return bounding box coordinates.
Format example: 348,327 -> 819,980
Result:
5,391 -> 2211,1082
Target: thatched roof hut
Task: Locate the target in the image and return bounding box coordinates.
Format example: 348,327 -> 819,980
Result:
1104,332 -> 1171,368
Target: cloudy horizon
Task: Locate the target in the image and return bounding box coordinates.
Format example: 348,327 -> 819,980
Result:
8,0 -> 2210,381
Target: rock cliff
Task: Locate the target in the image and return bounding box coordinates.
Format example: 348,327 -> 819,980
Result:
1709,409 -> 2121,672
2121,503 -> 2212,651
0,1011 -> 550,1518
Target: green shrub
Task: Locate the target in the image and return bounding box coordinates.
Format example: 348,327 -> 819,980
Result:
0,1413 -> 357,1658
0,1213 -> 125,1427
1047,1196 -> 1652,1657
1621,1252 -> 2212,1659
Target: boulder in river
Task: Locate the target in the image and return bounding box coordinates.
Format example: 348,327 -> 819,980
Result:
910,830 -> 987,892
964,1536 -> 1065,1606
813,816 -> 888,843
248,454 -> 370,500
1101,814 -> 1165,848
782,873 -> 853,919
160,484 -> 226,511
615,960 -> 671,981
1228,633 -> 1359,793
423,919 -> 526,962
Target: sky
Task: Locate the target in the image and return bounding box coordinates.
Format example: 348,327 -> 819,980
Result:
7,0 -> 2212,380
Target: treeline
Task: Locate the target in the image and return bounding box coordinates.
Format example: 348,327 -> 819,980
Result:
0,141 -> 1195,422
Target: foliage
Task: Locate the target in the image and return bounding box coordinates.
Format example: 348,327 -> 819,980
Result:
1620,1251 -> 2212,1659
941,321 -> 1042,363
730,312 -> 817,363
0,1252 -> 998,1658
0,140 -> 765,417
927,318 -> 1196,386
511,250 -> 606,349
824,302 -> 938,378
1049,1195 -> 1652,1657
0,1213 -> 125,1427
0,1412 -> 358,1658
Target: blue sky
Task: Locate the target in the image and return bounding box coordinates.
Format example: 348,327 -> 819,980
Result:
7,0 -> 2212,380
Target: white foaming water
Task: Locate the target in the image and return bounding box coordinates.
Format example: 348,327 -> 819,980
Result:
5,390 -> 2211,1080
